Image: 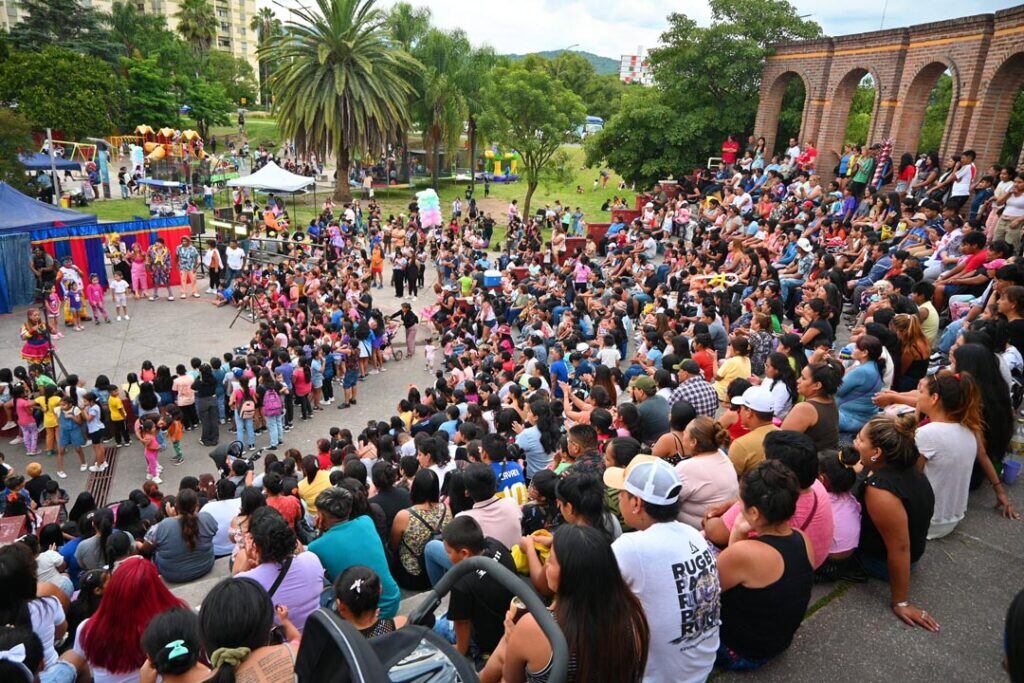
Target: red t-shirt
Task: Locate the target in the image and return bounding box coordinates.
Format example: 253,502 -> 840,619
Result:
316,451 -> 333,471
899,165 -> 916,183
266,494 -> 303,528
692,350 -> 715,381
961,248 -> 989,275
721,140 -> 739,164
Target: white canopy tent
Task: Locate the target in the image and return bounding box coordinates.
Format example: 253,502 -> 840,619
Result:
226,161 -> 314,193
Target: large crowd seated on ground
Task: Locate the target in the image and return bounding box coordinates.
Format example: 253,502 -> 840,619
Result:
3,135 -> 1024,682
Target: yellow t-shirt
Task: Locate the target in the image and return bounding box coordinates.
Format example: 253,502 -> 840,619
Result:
36,395 -> 61,428
108,395 -> 126,421
714,356 -> 752,402
298,470 -> 332,515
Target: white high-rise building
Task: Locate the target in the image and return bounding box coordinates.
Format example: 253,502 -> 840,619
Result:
1,0 -> 258,75
619,46 -> 653,87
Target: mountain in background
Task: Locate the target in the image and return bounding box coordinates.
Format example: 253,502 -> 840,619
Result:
505,49 -> 619,75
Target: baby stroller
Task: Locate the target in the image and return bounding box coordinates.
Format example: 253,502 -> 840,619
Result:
295,557 -> 569,683
380,321 -> 404,361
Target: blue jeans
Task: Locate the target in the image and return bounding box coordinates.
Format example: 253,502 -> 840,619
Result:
234,411 -> 255,448
224,268 -> 240,288
780,277 -> 804,305
265,413 -> 283,446
424,539 -> 452,586
939,318 -> 964,355
204,195 -> 214,209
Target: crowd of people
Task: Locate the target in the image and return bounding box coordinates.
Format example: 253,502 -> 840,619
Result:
2,138 -> 1024,683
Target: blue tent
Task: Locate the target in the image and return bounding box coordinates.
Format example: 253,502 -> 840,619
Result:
0,183 -> 97,313
0,182 -> 97,232
19,152 -> 81,171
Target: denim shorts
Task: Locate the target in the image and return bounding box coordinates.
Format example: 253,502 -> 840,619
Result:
41,661 -> 76,683
343,370 -> 360,389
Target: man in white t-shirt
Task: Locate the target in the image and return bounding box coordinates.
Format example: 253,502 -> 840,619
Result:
785,138 -> 801,164
606,455 -> 721,683
200,478 -> 242,556
947,149 -> 976,212
224,239 -> 246,288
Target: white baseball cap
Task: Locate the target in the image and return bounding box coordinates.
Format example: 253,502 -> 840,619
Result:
732,385 -> 775,413
603,455 -> 682,506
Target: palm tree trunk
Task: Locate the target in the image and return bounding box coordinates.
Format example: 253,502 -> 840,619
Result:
467,116 -> 477,196
334,143 -> 352,202
431,126 -> 441,190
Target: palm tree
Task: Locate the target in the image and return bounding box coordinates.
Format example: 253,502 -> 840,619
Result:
457,46 -> 499,195
386,2 -> 430,182
249,7 -> 282,105
413,29 -> 470,190
264,0 -> 420,202
174,0 -> 216,59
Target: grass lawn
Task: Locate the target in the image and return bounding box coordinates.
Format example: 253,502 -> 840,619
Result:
207,117 -> 282,149
72,141 -> 632,244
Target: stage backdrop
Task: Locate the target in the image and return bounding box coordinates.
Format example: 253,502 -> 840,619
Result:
32,216 -> 192,290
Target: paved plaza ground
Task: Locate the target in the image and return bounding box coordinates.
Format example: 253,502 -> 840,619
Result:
0,268 -> 1021,679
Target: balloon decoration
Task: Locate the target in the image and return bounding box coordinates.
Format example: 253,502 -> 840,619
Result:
484,150 -> 495,159
416,188 -> 443,228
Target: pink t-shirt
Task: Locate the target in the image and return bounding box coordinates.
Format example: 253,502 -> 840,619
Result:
85,283 -> 104,304
172,374 -> 195,406
827,491 -> 861,554
722,479 -> 834,568
15,398 -> 36,426
457,496 -> 522,550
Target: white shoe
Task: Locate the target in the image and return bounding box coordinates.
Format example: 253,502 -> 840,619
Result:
99,462 -> 108,471
116,316 -> 122,321
151,476 -> 162,484
79,464 -> 88,472
206,288 -> 216,294
56,470 -> 67,479
88,464 -> 101,472
124,315 -> 130,320
380,367 -> 388,372
370,369 -> 379,375
2,420 -> 15,430
9,436 -> 22,445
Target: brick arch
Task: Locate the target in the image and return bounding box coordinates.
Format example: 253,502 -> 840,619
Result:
817,67 -> 881,177
759,70 -> 812,157
892,60 -> 960,160
970,51 -> 1024,169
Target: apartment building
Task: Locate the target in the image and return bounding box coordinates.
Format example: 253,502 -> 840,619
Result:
1,0 -> 258,74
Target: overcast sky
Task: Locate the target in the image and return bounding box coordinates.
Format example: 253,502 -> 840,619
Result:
260,0 -> 1021,58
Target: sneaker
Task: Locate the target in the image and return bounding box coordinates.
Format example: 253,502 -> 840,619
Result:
124,315 -> 130,320
9,436 -> 22,445
116,316 -> 122,321
2,420 -> 15,430
172,457 -> 184,465
148,296 -> 156,301
151,476 -> 163,484
168,296 -> 175,302
95,320 -> 100,325
338,403 -> 350,409
80,464 -> 88,472
380,367 -> 387,372
56,470 -> 67,479
370,369 -> 380,375
350,399 -> 357,405
99,462 -> 108,471
105,318 -> 111,324
193,293 -> 201,298
180,293 -> 187,299
88,464 -> 101,472
206,288 -> 216,294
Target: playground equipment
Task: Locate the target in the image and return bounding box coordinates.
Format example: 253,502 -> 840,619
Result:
129,124 -> 207,162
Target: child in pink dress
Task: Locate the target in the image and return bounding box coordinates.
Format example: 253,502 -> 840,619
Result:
85,274 -> 111,324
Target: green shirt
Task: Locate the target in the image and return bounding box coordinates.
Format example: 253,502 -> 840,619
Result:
308,515 -> 401,617
458,275 -> 474,296
853,157 -> 875,183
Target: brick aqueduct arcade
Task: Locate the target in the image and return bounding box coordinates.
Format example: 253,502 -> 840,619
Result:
754,4 -> 1024,179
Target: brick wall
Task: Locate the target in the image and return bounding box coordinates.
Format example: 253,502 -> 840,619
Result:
756,5 -> 1024,179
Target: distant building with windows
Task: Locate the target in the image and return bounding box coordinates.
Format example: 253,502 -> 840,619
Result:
619,49 -> 653,86
1,0 -> 258,74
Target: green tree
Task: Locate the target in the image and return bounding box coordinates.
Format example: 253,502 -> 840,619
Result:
592,0 -> 820,180
7,0 -> 117,61
457,46 -> 499,194
546,51 -> 596,101
844,81 -> 876,146
582,74 -> 630,121
122,56 -> 180,126
264,0 -> 420,201
386,1 -> 431,50
585,87 -> 692,188
249,7 -> 282,104
918,72 -> 952,155
206,50 -> 258,105
386,1 -> 432,181
479,63 -> 585,215
0,47 -> 122,137
110,1 -> 173,59
1000,88 -> 1024,168
179,77 -> 232,138
775,77 -> 805,150
413,29 -> 470,189
0,110 -> 34,193
174,0 -> 216,59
